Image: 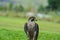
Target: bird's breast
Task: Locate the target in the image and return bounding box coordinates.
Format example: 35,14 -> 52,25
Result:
27,22 -> 35,31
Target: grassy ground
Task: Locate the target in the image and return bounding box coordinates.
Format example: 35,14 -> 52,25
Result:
0,16 -> 60,40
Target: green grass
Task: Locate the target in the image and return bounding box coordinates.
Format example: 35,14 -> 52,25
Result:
0,16 -> 60,40
0,29 -> 60,40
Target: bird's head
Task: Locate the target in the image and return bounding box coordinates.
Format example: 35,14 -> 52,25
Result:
28,16 -> 37,22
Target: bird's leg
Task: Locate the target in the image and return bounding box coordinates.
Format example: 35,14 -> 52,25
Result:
27,32 -> 30,40
33,31 -> 36,40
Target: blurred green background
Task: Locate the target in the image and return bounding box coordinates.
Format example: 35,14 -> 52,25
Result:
0,0 -> 60,40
